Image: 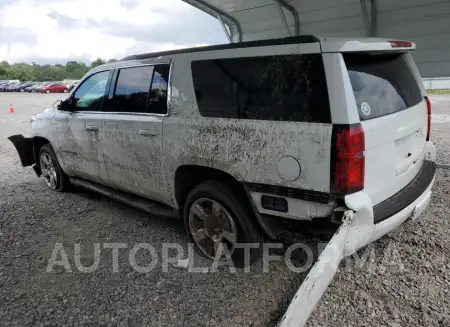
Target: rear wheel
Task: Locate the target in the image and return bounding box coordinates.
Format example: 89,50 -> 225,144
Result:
184,180 -> 262,267
39,144 -> 71,192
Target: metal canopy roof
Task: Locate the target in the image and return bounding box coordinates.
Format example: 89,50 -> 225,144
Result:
182,0 -> 450,77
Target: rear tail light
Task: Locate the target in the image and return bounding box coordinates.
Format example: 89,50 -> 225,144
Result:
425,96 -> 431,141
389,40 -> 413,48
331,124 -> 365,195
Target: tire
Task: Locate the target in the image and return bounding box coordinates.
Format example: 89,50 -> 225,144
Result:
184,180 -> 263,268
20,89 -> 24,92
38,144 -> 71,192
46,90 -> 50,94
63,89 -> 68,93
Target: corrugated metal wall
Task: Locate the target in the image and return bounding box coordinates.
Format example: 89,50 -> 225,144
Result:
192,0 -> 450,77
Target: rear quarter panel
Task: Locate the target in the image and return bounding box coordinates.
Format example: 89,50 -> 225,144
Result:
162,50 -> 332,208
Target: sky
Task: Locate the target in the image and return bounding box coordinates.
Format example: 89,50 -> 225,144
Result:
0,0 -> 227,65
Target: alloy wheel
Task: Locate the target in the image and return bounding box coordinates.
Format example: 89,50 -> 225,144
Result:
189,198 -> 238,260
40,153 -> 58,190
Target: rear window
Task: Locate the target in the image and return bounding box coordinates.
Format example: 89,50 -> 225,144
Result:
344,53 -> 422,121
191,54 -> 331,123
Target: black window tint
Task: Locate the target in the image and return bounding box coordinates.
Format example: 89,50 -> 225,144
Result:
112,66 -> 153,113
344,53 -> 422,121
73,70 -> 110,112
148,64 -> 169,114
191,55 -> 330,123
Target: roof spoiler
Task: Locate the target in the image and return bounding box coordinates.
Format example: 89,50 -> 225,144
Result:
320,38 -> 416,53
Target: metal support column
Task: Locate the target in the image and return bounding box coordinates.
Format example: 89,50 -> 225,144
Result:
182,0 -> 242,42
218,14 -> 232,43
274,0 -> 292,36
360,0 -> 377,37
274,0 -> 300,36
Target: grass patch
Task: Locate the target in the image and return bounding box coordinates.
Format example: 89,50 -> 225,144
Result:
426,89 -> 450,95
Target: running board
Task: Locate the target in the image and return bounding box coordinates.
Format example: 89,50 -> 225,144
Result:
70,178 -> 178,219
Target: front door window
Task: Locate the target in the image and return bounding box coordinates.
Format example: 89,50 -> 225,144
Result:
73,71 -> 111,111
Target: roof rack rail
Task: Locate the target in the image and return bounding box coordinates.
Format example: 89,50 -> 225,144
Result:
121,35 -> 319,61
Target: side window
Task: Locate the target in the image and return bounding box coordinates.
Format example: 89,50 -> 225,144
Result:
148,64 -> 170,114
73,71 -> 111,112
191,55 -> 331,123
112,66 -> 153,113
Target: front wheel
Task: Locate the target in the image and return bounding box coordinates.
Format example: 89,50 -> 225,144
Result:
39,144 -> 71,192
46,90 -> 50,94
184,180 -> 262,268
63,89 -> 68,93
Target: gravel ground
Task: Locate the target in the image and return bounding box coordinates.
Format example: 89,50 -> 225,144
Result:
0,93 -> 449,327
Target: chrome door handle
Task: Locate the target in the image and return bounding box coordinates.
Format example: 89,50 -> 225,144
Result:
85,125 -> 99,132
139,130 -> 157,136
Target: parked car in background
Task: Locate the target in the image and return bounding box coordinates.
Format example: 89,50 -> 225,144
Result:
5,83 -> 22,92
0,83 -> 13,91
29,82 -> 49,93
10,81 -> 37,92
24,84 -> 37,92
41,82 -> 69,93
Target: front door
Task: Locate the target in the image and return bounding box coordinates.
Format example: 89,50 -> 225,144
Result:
101,64 -> 170,205
55,70 -> 113,185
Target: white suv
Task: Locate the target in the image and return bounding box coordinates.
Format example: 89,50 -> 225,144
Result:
9,36 -> 437,266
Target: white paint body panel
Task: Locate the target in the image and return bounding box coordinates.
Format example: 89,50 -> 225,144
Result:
54,111 -> 111,186
361,100 -> 428,206
163,42 -> 332,209
101,113 -> 168,205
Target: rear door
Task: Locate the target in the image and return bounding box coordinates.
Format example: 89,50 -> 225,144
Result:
101,63 -> 170,205
343,52 -> 427,205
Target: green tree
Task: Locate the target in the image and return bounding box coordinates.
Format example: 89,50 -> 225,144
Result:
91,58 -> 106,68
0,58 -> 117,81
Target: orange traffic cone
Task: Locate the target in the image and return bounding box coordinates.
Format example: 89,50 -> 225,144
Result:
9,104 -> 14,113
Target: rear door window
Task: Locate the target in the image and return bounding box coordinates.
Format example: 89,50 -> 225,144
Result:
148,64 -> 170,114
191,54 -> 331,123
112,66 -> 154,113
344,53 -> 422,120
109,64 -> 170,114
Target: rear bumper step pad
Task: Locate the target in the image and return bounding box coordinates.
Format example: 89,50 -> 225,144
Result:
373,160 -> 436,224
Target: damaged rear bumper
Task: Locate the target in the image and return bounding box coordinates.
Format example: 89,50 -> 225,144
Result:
279,142 -> 437,327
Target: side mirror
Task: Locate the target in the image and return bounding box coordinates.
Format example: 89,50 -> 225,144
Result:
58,97 -> 73,111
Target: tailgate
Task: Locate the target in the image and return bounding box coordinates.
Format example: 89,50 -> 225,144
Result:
344,52 -> 427,206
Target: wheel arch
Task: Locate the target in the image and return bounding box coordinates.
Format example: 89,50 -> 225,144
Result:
174,165 -> 257,220
32,136 -> 51,170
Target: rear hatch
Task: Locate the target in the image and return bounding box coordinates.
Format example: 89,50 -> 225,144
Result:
343,52 -> 428,206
